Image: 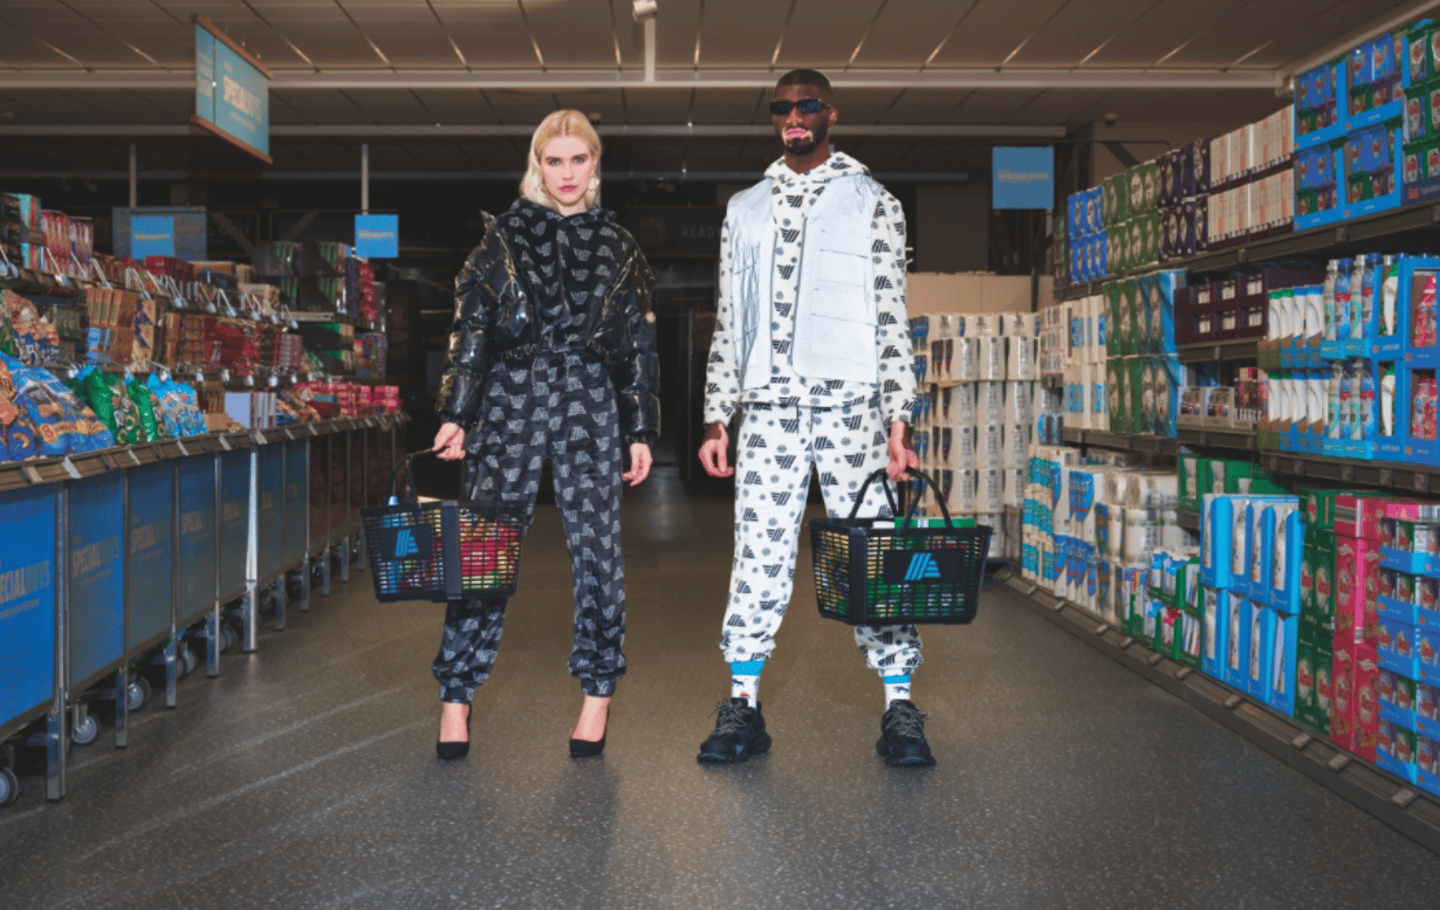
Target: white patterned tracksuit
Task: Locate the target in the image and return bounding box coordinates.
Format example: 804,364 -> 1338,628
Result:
721,398 -> 923,673
705,152 -> 921,674
432,351 -> 627,703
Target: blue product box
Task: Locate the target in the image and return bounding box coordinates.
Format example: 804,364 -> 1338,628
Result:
1200,494 -> 1235,589
1203,584 -> 1227,680
1340,117 -> 1405,221
1295,139 -> 1348,230
1346,32 -> 1409,134
1399,258 -> 1440,368
1269,508 -> 1306,614
1223,594 -> 1257,696
1263,606 -> 1301,716
1296,56 -> 1348,151
1396,364 -> 1440,465
1379,615 -> 1422,677
1376,717 -> 1421,783
1378,666 -> 1419,730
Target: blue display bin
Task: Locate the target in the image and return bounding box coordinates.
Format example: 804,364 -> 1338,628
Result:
176,452 -> 219,624
125,459 -> 174,654
68,471 -> 125,691
256,442 -> 285,582
310,432 -> 331,554
218,447 -> 252,603
0,485 -> 59,736
283,438 -> 309,568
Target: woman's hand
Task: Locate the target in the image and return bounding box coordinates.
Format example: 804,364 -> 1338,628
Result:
433,422 -> 466,461
698,422 -> 734,478
623,442 -> 653,486
886,421 -> 918,481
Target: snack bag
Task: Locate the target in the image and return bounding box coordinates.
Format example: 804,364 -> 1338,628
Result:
126,375 -> 163,442
0,358 -> 41,461
168,378 -> 208,436
82,369 -> 142,446
147,373 -> 182,437
0,352 -> 107,456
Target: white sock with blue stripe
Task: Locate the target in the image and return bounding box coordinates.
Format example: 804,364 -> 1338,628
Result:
883,674 -> 912,708
730,660 -> 764,704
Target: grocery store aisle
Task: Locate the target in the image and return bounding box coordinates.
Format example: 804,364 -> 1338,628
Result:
3,467 -> 1439,909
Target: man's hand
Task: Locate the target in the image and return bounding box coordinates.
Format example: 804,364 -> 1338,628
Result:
698,421 -> 734,478
885,421 -> 918,481
433,422 -> 466,461
623,442 -> 653,486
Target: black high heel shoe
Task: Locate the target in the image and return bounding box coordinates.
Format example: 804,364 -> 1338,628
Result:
568,734 -> 606,758
436,704 -> 471,760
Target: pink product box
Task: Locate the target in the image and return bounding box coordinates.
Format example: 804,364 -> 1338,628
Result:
1334,496 -> 1422,541
1331,640 -> 1381,760
1334,536 -> 1382,646
1378,615 -> 1421,677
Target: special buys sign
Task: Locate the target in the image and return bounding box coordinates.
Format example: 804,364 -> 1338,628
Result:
992,147 -> 1055,210
194,15 -> 272,164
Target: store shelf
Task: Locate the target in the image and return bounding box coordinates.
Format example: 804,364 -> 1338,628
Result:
1176,508 -> 1200,531
1052,197 -> 1440,302
1258,450 -> 1440,496
1174,426 -> 1256,453
1176,340 -> 1259,364
1041,374 -> 1063,390
992,567 -> 1440,856
1061,426 -> 1177,455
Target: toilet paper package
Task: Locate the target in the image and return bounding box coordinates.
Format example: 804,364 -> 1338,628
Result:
976,381 -> 1005,426
978,468 -> 1004,513
950,425 -> 975,467
1004,423 -> 1031,468
950,468 -> 977,512
1007,336 -> 1038,380
977,422 -> 1004,468
978,336 -> 1006,380
1004,467 -> 1027,506
953,337 -> 978,381
1005,381 -> 1032,425
934,313 -> 959,339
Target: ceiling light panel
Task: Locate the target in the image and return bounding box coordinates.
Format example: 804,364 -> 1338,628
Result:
519,0 -> 631,69
773,0 -> 891,70
926,0 -> 1071,69
1077,0 -> 1247,68
847,0 -> 977,68
427,2 -> 552,68
678,0 -> 782,68
1158,0 -> 1351,68
1006,0 -> 1167,67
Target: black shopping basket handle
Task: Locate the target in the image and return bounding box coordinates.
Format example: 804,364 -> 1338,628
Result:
847,467 -> 957,525
383,449 -> 441,505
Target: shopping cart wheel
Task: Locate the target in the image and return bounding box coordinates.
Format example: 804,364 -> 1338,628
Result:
0,767 -> 18,807
179,644 -> 198,677
220,624 -> 237,652
126,677 -> 151,712
72,713 -> 99,746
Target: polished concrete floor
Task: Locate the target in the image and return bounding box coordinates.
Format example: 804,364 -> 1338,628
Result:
3,467 -> 1440,909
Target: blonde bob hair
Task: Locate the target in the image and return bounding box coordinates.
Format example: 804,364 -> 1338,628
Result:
520,110 -> 602,211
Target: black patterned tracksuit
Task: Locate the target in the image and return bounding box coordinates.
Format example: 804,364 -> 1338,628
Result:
433,200 -> 659,703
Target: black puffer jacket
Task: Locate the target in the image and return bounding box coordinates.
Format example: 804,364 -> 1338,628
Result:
436,200 -> 660,447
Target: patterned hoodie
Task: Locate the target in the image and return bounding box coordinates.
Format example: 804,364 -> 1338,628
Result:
703,151 -> 916,426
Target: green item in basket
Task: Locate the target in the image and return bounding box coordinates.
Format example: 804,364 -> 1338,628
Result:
126,375 -> 163,441
895,515 -> 976,529
84,370 -> 142,446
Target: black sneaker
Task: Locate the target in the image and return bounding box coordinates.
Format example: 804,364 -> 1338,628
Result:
877,699 -> 936,767
697,698 -> 771,763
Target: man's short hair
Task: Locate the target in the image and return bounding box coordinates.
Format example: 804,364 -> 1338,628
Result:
775,68 -> 832,97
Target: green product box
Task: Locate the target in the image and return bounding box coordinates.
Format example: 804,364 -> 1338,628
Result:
1125,219 -> 1142,274
1107,358 -> 1125,430
1178,454 -> 1209,512
1153,605 -> 1183,660
1126,165 -> 1146,219
1120,278 -> 1140,354
1142,161 -> 1159,214
1177,607 -> 1204,669
1296,623 -> 1332,736
1126,356 -> 1144,435
1104,280 -> 1122,356
1301,528 -> 1336,637
1140,213 -> 1160,267
1296,489 -> 1386,529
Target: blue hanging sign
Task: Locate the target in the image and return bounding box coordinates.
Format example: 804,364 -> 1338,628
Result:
992,147 -> 1055,210
355,214 -> 400,259
129,215 -> 176,260
193,15 -> 273,165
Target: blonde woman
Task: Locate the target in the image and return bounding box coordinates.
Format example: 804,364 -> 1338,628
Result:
431,110 -> 659,759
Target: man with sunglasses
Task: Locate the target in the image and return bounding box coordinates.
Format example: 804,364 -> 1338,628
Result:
697,69 -> 930,767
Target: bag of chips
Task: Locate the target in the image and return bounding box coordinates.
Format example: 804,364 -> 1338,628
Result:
81,368 -> 142,446
126,374 -> 162,442
0,352 -> 111,456
0,358 -> 40,461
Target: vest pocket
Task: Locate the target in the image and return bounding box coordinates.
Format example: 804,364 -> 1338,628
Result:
810,249 -> 874,325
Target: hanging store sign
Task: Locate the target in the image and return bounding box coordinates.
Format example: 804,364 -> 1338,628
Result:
354,214 -> 400,259
127,215 -> 176,260
627,206 -> 724,258
992,147 -> 1055,210
193,15 -> 273,165
112,207 -> 206,261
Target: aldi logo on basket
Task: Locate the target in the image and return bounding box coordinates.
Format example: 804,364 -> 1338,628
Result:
379,525 -> 435,561
882,549 -> 962,585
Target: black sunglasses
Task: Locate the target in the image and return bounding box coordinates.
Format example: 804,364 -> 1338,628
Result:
769,99 -> 828,116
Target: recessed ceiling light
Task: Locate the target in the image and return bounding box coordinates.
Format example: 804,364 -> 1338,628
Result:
0,111 -> 15,120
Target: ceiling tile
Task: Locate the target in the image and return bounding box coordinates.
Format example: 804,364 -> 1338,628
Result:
928,0 -> 1072,68
774,0 -> 890,70
1010,0 -> 1174,67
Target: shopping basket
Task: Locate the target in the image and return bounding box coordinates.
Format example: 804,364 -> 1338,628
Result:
810,468 -> 991,625
360,451 -> 526,603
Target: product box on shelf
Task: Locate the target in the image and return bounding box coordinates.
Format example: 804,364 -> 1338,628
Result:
1347,29 -> 1410,133
1331,638 -> 1381,760
1297,622 -> 1334,734
1377,717 -> 1421,782
1260,604 -> 1302,714
1378,666 -> 1420,730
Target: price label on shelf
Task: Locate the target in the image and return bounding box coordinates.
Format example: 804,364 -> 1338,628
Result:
220,369 -> 230,383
